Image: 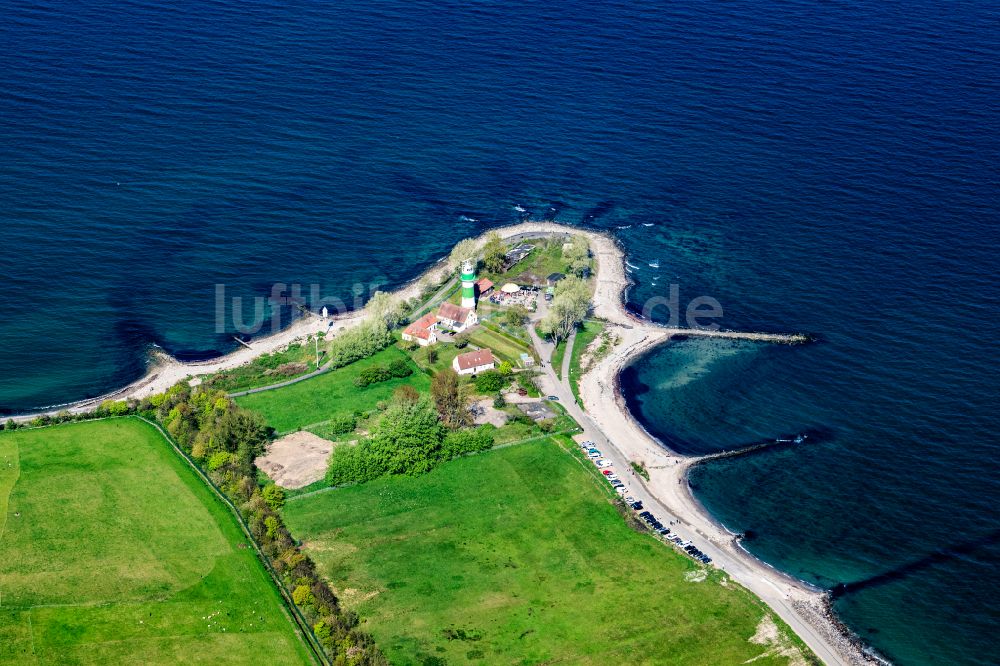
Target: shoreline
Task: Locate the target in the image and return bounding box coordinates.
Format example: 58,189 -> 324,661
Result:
8,221 -> 878,663
570,226 -> 881,665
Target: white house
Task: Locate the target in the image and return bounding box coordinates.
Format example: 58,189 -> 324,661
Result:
453,348 -> 496,376
436,302 -> 478,332
402,312 -> 439,346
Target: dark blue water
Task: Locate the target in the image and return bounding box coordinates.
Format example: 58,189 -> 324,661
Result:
2,1 -> 998,663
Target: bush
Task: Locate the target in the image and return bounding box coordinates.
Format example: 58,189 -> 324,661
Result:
474,370 -> 506,394
262,484 -> 285,510
354,365 -> 392,388
493,393 -> 506,409
442,426 -> 495,458
326,415 -> 357,434
388,358 -> 413,378
207,451 -> 237,471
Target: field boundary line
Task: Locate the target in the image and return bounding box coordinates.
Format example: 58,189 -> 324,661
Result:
136,417 -> 328,666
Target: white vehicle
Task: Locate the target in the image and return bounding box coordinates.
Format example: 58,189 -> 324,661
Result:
616,487 -> 629,495
606,474 -> 619,481
587,452 -> 601,459
596,459 -> 613,468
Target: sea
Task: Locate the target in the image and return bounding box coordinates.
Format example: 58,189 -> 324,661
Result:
1,1 -> 997,663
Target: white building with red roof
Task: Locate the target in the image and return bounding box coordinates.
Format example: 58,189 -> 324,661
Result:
402,312 -> 439,346
436,302 -> 478,332
453,348 -> 496,376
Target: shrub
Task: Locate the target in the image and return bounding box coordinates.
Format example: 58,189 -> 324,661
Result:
354,365 -> 391,388
442,426 -> 495,458
326,415 -> 357,434
474,370 -> 506,394
493,393 -> 506,409
497,361 -> 513,376
262,484 -> 285,510
388,358 -> 413,378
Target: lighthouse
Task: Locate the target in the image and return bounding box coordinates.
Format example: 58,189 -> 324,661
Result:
461,259 -> 477,309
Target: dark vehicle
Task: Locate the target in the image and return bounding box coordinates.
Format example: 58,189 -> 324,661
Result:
630,501 -> 643,510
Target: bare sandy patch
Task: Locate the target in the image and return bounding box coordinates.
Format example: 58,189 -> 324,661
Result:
255,431 -> 333,489
745,615 -> 808,666
471,397 -> 508,427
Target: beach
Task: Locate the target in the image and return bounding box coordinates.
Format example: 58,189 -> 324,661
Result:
14,222 -> 878,664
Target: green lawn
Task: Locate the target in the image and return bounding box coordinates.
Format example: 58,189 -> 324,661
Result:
466,327 -> 532,367
569,320 -> 606,403
282,437 -> 811,665
0,419 -> 313,666
236,346 -> 430,433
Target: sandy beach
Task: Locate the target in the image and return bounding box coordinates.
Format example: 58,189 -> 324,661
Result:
13,221 -> 876,664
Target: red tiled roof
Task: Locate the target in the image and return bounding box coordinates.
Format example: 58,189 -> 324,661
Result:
475,278 -> 494,291
403,312 -> 438,340
455,348 -> 495,371
437,302 -> 472,323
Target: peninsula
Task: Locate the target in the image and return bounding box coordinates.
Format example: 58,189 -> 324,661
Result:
2,222 -> 878,665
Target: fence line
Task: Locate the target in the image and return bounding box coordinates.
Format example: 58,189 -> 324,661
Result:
136,417 -> 330,666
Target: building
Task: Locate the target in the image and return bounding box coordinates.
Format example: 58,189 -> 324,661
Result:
437,302 -> 478,332
402,312 -> 439,346
546,272 -> 565,286
460,259 -> 477,309
453,348 -> 496,376
475,277 -> 494,298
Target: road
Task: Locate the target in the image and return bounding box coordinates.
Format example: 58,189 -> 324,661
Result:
526,297 -> 849,666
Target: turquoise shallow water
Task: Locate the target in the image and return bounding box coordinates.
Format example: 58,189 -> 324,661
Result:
2,1 -> 998,662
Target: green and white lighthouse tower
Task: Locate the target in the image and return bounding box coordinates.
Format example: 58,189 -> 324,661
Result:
461,259 -> 477,309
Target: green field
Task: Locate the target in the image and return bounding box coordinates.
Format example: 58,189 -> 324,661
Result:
283,437 -> 810,665
236,346 -> 430,433
0,419 -> 313,665
465,327 -> 532,367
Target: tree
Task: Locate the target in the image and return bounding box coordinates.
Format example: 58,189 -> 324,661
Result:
365,396 -> 446,476
493,392 -> 506,409
482,232 -> 506,273
431,368 -> 469,429
563,235 -> 591,277
502,305 -> 529,328
328,319 -> 394,368
449,238 -> 481,273
497,361 -> 513,376
216,408 -> 270,469
426,347 -> 439,363
538,275 -> 591,343
366,291 -> 405,328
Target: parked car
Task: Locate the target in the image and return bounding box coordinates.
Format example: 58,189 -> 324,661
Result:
547,395 -> 559,401
601,469 -> 614,476
596,459 -> 613,468
606,474 -> 619,481
587,452 -> 601,459
629,501 -> 643,510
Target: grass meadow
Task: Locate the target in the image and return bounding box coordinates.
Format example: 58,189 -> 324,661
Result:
0,418 -> 313,665
236,346 -> 430,433
283,436 -> 809,665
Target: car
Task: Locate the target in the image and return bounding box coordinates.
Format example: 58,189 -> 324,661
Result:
611,482 -> 625,489
587,448 -> 600,455
639,511 -> 652,519
547,395 -> 559,401
596,459 -> 613,468
587,452 -> 601,459
616,487 -> 629,495
606,474 -> 619,481
631,501 -> 644,510
601,469 -> 614,476
624,496 -> 635,503
656,527 -> 670,535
